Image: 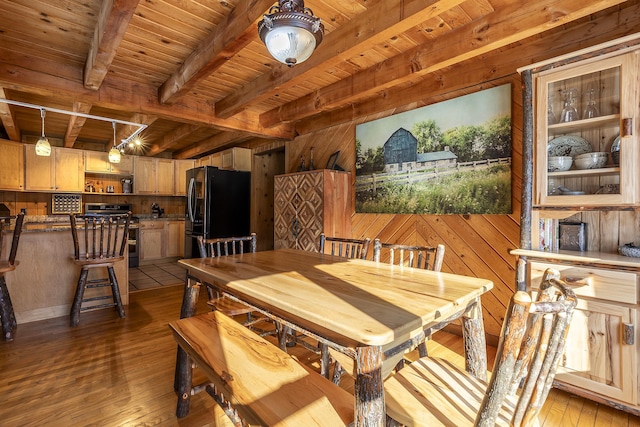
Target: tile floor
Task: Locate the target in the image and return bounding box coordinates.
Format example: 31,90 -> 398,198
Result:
128,260 -> 186,292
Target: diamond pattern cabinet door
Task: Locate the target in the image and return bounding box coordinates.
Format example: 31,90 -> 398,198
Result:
273,170 -> 351,252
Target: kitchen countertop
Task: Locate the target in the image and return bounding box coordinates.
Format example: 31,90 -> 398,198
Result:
7,214 -> 184,233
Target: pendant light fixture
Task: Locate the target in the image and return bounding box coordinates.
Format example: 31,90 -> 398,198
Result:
258,0 -> 324,67
35,108 -> 51,156
108,121 -> 121,163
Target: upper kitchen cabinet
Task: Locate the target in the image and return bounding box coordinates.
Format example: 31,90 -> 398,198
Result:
85,151 -> 133,175
174,159 -> 195,196
134,157 -> 174,195
0,139 -> 24,191
195,148 -> 251,171
534,51 -> 639,207
25,145 -> 84,192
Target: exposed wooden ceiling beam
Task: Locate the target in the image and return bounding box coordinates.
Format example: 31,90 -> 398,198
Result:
296,1 -> 640,136
146,123 -> 201,156
261,0 -> 628,127
64,101 -> 92,148
158,0 -> 274,105
0,87 -> 20,141
215,0 -> 464,119
173,131 -> 254,159
0,54 -> 295,141
84,0 -> 140,90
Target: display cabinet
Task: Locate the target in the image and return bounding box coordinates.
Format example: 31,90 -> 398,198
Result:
534,52 -> 638,207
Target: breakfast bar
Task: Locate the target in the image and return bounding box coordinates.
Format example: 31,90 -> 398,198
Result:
177,248 -> 494,426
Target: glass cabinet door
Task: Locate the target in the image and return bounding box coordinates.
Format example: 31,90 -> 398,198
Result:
534,52 -> 638,206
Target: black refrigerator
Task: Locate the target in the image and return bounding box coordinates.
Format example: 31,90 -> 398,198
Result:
184,166 -> 251,258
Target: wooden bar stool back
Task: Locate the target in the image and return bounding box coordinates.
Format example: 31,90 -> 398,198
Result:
384,268 -> 578,427
319,233 -> 371,259
0,212 -> 24,341
196,234 -> 273,336
69,212 -> 131,326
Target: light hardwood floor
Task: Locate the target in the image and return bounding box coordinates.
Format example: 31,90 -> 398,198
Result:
1,285 -> 639,426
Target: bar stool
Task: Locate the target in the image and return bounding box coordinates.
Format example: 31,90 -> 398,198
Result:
69,212 -> 131,327
0,212 -> 25,341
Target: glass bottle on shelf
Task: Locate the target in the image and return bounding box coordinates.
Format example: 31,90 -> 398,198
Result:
308,147 -> 315,170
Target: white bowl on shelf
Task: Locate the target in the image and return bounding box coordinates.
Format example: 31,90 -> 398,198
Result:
573,152 -> 608,170
547,156 -> 572,172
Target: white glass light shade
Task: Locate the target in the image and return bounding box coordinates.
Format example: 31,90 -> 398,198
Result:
108,146 -> 121,163
35,136 -> 51,156
264,25 -> 317,66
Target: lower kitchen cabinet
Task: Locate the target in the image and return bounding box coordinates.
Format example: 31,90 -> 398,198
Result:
520,257 -> 640,411
165,220 -> 184,257
140,220 -> 164,261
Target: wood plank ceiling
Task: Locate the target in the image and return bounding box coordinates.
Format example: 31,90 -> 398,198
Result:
0,0 -> 632,159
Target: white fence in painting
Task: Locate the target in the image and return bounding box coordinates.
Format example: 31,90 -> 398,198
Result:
355,157 -> 511,193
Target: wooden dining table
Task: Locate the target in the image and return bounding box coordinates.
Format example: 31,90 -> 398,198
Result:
177,248 -> 494,427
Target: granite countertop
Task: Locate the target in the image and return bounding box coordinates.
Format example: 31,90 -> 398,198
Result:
11,214 -> 184,233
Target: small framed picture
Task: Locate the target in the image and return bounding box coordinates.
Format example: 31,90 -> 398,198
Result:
559,222 -> 588,252
326,150 -> 340,169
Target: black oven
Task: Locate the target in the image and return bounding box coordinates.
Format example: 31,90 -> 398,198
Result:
84,203 -> 139,267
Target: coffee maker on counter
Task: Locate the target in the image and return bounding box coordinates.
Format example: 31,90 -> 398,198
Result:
121,178 -> 133,194
151,203 -> 164,219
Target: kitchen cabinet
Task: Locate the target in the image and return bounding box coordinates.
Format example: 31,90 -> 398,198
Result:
174,159 -> 195,196
139,220 -> 164,261
221,147 -> 251,171
134,157 -> 175,195
274,170 -> 351,252
515,37 -> 640,415
0,139 -> 24,191
25,145 -> 84,192
85,151 -> 133,174
165,220 -> 185,257
195,148 -> 250,171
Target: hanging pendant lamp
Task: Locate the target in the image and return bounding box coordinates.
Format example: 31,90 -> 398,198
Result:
108,121 -> 121,163
258,0 -> 324,67
35,108 -> 51,156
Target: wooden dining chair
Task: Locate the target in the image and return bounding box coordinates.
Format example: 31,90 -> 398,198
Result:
315,234 -> 372,379
319,233 -> 371,259
69,212 -> 130,326
375,239 -> 445,360
384,268 -> 577,427
0,212 -> 24,341
197,234 -> 274,337
329,239 -> 446,383
373,239 -> 445,272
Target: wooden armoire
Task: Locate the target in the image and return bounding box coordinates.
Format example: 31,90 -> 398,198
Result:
274,170 -> 351,252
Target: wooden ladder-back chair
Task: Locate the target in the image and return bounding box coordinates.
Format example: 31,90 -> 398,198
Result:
373,239 -> 445,272
319,233 -> 371,259
69,213 -> 130,327
0,212 -> 24,341
197,234 -> 273,336
329,239 -> 446,384
316,233 -> 371,380
384,268 -> 577,427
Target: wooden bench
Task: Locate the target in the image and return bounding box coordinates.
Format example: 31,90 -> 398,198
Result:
170,310 -> 355,426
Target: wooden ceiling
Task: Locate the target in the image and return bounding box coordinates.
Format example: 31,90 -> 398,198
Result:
0,0 -> 635,159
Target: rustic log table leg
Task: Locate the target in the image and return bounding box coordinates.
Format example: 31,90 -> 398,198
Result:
174,276 -> 201,392
354,345 -> 384,427
0,276 -> 16,341
175,348 -> 193,418
461,298 -> 488,381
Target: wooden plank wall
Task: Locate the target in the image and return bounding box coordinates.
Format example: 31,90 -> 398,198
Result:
285,76 -> 522,340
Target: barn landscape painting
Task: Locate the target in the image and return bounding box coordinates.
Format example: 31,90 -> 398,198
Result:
355,84 -> 512,214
